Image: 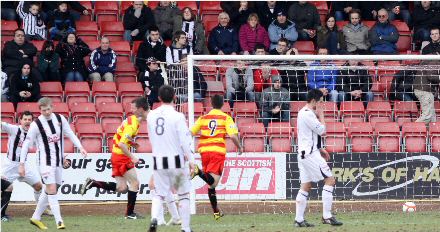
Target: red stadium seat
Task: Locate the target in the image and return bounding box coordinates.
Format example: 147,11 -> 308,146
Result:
103,123 -> 119,152
321,102 -> 339,122
429,122 -> 440,152
394,101 -> 419,126
33,40 -> 45,52
1,138 -> 8,153
70,102 -> 97,124
225,137 -> 238,152
97,102 -> 124,125
85,40 -> 101,50
336,21 -> 348,30
121,1 -> 133,13
94,2 -> 119,23
348,122 -> 374,152
374,122 -> 400,152
65,82 -> 90,107
52,102 -> 69,119
233,102 -> 258,118
268,122 -> 292,152
92,82 -> 117,105
16,102 -> 40,118
290,101 -> 307,119
200,1 -> 222,17
340,101 -> 365,126
76,21 -> 99,40
1,20 -> 18,36
118,82 -> 144,105
115,61 -> 137,80
325,122 -> 346,153
294,41 -> 315,54
40,82 -> 63,102
64,123 -> 76,153
363,21 -> 376,29
402,122 -> 427,152
182,102 -> 204,118
397,36 -> 412,54
366,101 -> 392,125
206,81 -> 225,96
100,21 -> 125,41
435,101 -> 440,121
76,123 -> 103,153
391,21 -> 411,36
177,1 -> 198,11
132,40 -> 143,57
239,123 -> 266,152
78,1 -> 93,21
134,137 -> 152,153
204,20 -> 218,36
1,102 -> 15,123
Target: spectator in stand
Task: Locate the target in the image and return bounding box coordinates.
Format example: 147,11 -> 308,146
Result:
358,2 -> 383,21
166,30 -> 193,65
138,57 -> 165,107
384,2 -> 411,26
337,60 -> 374,106
56,33 -> 91,82
1,29 -> 41,81
38,40 -> 61,82
2,2 -> 18,20
88,37 -> 117,82
331,1 -> 359,21
413,60 -> 440,124
193,66 -> 208,102
254,43 -> 267,55
154,1 -> 181,40
48,2 -> 76,40
239,13 -> 270,54
261,75 -> 290,128
9,62 -> 41,107
16,1 -> 46,40
136,26 -> 167,72
42,1 -> 89,22
208,12 -> 240,55
342,9 -> 370,54
317,14 -> 347,55
1,71 -> 9,102
390,68 -> 416,101
268,9 -> 298,50
369,9 -> 399,54
256,1 -> 284,29
173,7 -> 208,54
253,63 -> 279,105
413,1 -> 440,46
221,1 -> 255,30
287,1 -> 320,41
226,60 -> 255,107
422,28 -> 440,55
308,48 -> 339,102
123,1 -> 155,43
269,38 -> 292,55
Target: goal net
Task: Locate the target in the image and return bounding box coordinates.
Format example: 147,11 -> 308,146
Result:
171,55 -> 440,214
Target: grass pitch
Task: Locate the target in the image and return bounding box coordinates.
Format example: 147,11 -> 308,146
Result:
2,211 -> 440,232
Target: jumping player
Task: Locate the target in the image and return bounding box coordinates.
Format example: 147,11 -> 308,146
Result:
80,97 -> 149,219
294,89 -> 342,227
190,94 -> 242,220
147,85 -> 195,232
1,111 -> 52,221
19,97 -> 88,230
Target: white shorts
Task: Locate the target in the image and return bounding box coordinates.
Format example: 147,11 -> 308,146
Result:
298,150 -> 333,183
39,166 -> 63,185
153,168 -> 191,197
1,159 -> 40,186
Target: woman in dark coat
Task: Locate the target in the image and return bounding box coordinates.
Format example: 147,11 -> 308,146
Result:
55,33 -> 91,82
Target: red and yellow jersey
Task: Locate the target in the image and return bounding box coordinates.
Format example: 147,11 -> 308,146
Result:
112,115 -> 140,155
190,109 -> 238,155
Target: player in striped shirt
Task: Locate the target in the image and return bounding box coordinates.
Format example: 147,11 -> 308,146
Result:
190,94 -> 242,220
80,97 -> 149,220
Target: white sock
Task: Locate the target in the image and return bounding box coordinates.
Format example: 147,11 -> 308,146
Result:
295,190 -> 308,222
47,194 -> 63,224
150,190 -> 163,222
165,191 -> 180,220
34,190 -> 41,203
158,202 -> 165,224
322,185 -> 334,219
32,191 -> 48,220
178,193 -> 191,232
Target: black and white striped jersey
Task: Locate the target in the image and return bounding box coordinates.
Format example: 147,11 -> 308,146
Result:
16,1 -> 47,39
1,122 -> 29,162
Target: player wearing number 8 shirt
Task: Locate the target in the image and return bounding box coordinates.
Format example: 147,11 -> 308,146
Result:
80,97 -> 150,220
190,94 -> 243,220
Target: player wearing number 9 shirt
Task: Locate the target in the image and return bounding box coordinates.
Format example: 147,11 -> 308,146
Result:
190,95 -> 242,220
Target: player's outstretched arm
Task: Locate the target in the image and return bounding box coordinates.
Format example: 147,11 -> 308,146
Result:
61,115 -> 88,157
230,134 -> 243,155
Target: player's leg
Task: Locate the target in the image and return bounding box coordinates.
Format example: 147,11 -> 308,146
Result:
321,176 -> 342,226
203,153 -> 226,219
174,169 -> 192,232
80,156 -> 122,195
123,168 -> 141,219
149,169 -> 169,232
295,182 -> 313,227
149,177 -> 166,225
1,179 -> 13,221
27,174 -> 53,216
164,190 -> 181,225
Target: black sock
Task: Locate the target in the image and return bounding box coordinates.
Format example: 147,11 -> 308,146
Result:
1,191 -> 12,217
126,190 -> 138,216
208,188 -> 219,213
91,181 -> 117,191
199,173 -> 215,186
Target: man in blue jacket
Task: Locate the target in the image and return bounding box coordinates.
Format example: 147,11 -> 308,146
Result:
307,48 -> 338,102
268,9 -> 298,50
88,37 -> 117,82
368,9 -> 399,54
208,12 -> 239,55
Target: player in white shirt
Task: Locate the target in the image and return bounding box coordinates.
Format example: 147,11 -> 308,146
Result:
147,85 -> 195,232
19,97 -> 88,230
294,89 -> 342,227
1,111 -> 52,221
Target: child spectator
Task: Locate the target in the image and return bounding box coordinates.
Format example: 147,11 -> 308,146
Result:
138,57 -> 165,107
16,1 -> 46,40
48,2 -> 76,40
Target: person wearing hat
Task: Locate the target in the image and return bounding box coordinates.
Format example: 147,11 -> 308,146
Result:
268,8 -> 298,50
138,57 -> 165,107
261,74 -> 290,128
